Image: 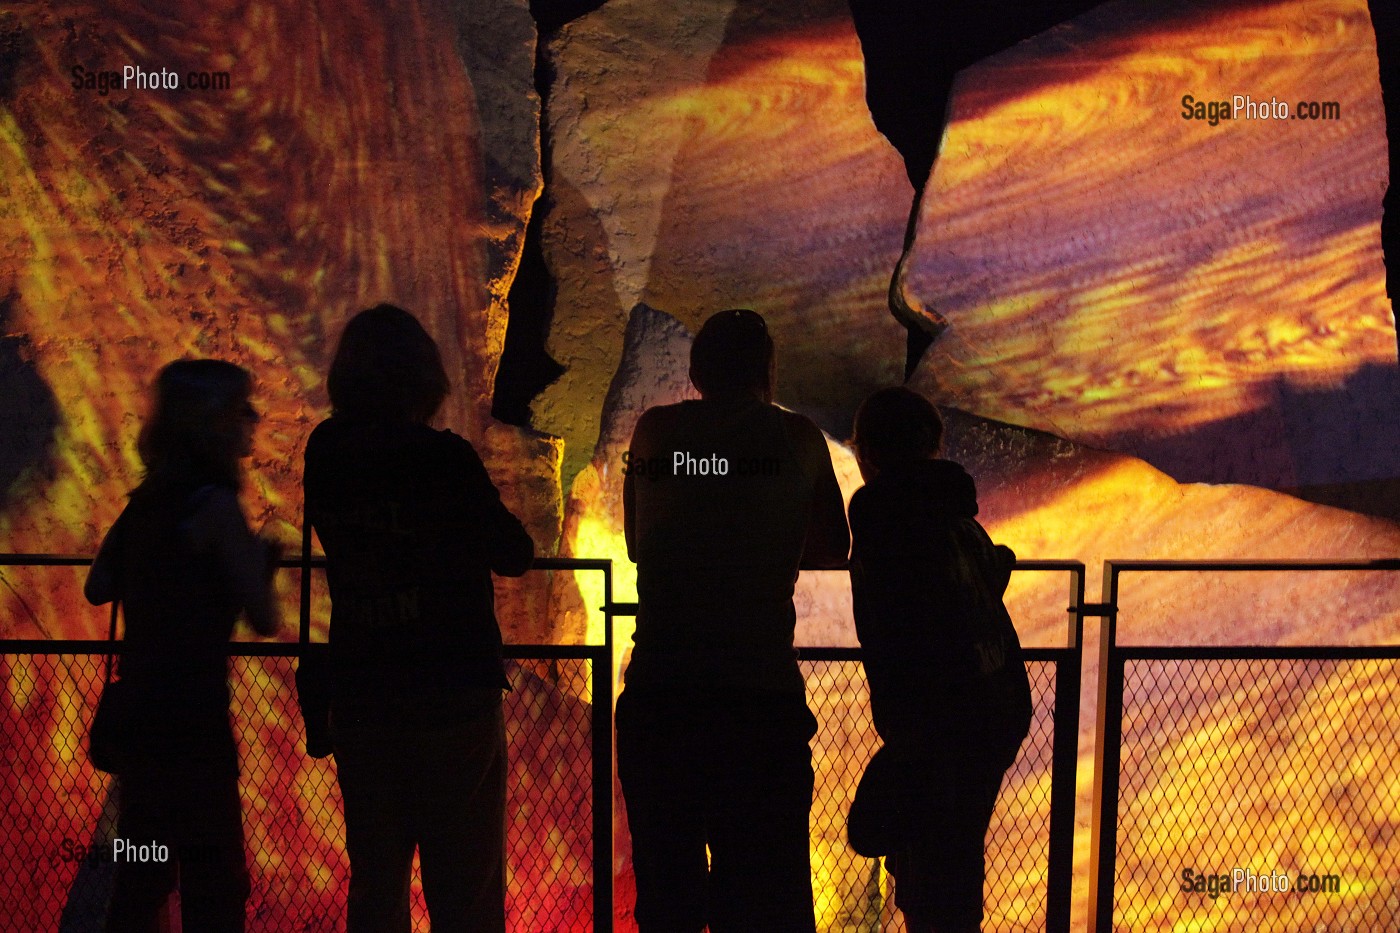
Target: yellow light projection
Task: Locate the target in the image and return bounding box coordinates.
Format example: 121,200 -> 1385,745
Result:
907,0 -> 1396,488
0,1 -> 578,929
3,0 -> 1400,928
542,0 -> 1400,927
538,3 -> 910,476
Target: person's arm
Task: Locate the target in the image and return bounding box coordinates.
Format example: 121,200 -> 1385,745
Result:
791,415 -> 850,570
189,487 -> 281,637
84,508 -> 129,606
458,439 -> 534,578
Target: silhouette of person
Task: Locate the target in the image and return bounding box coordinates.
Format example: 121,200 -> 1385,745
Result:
847,387 -> 1031,933
617,308 -> 850,933
84,359 -> 280,933
303,304 -> 533,933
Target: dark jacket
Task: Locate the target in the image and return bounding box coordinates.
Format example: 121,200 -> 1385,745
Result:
304,418 -> 534,711
848,459 -> 1031,770
85,480 -> 276,772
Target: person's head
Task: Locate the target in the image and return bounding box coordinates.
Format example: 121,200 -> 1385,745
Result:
851,386 -> 944,481
138,358 -> 256,489
689,309 -> 775,402
327,304 -> 449,423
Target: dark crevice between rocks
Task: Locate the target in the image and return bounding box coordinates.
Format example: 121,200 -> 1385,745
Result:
847,1 -> 1319,379
0,291 -> 60,506
491,1 -> 610,426
1370,0 -> 1400,360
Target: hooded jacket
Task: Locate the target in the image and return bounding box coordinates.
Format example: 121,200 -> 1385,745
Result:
848,458 -> 1031,769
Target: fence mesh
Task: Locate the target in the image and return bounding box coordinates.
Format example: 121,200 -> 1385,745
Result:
1112,656 -> 1400,932
4,651 -> 1064,932
0,652 -> 594,932
800,658 -> 1060,933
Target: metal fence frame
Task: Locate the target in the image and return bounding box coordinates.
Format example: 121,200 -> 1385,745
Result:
1086,558 -> 1400,933
0,553 -> 616,930
1,552 -> 1087,931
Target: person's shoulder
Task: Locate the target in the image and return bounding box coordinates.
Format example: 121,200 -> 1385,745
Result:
422,427 -> 493,479
428,425 -> 481,457
848,483 -> 871,511
773,406 -> 821,437
775,407 -> 831,458
188,483 -> 240,514
305,416 -> 348,459
184,484 -> 246,543
633,402 -> 689,435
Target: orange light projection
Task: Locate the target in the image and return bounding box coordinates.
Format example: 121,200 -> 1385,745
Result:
4,0 -> 1400,929
0,1 -> 579,929
907,0 -> 1397,488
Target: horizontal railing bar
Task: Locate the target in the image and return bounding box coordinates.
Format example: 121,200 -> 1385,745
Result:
1106,558 -> 1400,572
0,639 -> 609,659
1013,559 -> 1087,571
798,646 -> 1075,662
2,554 -> 1086,571
1116,645 -> 1400,660
0,643 -> 1083,659
0,553 -> 618,571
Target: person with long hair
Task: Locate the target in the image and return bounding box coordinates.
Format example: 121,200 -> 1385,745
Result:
303,304 -> 533,932
85,358 -> 281,932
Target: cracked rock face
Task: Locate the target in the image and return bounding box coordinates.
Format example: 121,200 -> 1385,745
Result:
903,0 -> 1400,492
6,0 -> 1400,927
573,301 -> 1400,930
0,2 -> 573,929
535,0 -> 911,489
0,0 -> 552,637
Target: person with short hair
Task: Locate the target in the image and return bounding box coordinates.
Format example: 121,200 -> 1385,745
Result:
847,386 -> 1032,933
86,358 -> 280,933
618,308 -> 850,933
303,304 -> 533,933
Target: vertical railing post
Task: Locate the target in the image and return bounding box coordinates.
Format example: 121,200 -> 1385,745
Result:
299,503 -> 312,646
1045,564 -> 1085,933
1088,562 -> 1124,933
592,561 -> 615,932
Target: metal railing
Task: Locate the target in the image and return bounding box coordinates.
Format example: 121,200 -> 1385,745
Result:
0,552 -> 1086,932
23,553 -> 1400,931
1087,559 -> 1400,933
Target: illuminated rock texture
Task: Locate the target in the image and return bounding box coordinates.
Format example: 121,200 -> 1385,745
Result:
5,0 -> 1400,929
572,304 -> 1400,931
904,0 -> 1400,491
535,0 -> 911,486
0,2 -> 580,929
0,0 -> 557,630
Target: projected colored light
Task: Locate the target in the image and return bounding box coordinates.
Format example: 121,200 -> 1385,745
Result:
907,0 -> 1395,487
0,2 -> 565,928
4,0 -> 1400,928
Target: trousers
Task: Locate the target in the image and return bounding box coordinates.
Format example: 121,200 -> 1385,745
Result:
333,697 -> 506,933
616,687 -> 818,933
105,741 -> 249,933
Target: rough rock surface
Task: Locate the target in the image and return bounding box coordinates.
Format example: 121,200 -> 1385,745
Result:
905,0 -> 1400,491
536,0 -> 910,488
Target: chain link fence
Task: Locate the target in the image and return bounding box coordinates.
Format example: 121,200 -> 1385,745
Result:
3,649 -> 1071,932
801,656 -> 1064,933
1106,654 -> 1400,932
0,651 -> 596,932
